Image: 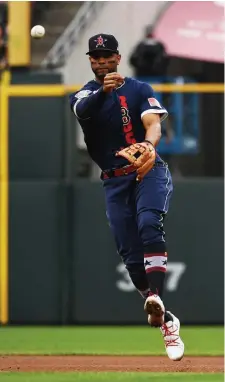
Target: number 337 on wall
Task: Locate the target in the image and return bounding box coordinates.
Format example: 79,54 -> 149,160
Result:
116,262 -> 186,292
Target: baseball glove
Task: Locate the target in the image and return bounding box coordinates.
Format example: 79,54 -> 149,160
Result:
116,142 -> 156,181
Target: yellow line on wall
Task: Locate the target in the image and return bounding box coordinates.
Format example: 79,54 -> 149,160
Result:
152,83 -> 224,93
7,85 -> 67,97
65,83 -> 224,93
0,71 -> 10,324
5,83 -> 225,97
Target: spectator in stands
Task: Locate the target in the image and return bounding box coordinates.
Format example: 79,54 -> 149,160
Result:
129,26 -> 182,176
0,3 -> 7,69
0,25 -> 7,69
129,25 -> 169,78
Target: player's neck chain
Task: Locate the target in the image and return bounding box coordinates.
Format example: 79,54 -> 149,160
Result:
116,81 -> 125,89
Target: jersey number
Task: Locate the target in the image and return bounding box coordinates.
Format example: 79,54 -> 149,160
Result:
121,107 -> 130,126
116,262 -> 186,292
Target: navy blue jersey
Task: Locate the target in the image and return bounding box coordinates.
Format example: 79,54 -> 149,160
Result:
69,77 -> 168,171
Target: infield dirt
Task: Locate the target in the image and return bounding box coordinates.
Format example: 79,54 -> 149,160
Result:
0,355 -> 223,373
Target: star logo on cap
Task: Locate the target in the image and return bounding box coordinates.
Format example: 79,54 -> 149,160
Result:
94,35 -> 107,48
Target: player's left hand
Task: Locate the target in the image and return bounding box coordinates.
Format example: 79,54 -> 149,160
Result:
116,142 -> 156,181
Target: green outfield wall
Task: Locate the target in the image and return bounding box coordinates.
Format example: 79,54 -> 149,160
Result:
2,73 -> 223,325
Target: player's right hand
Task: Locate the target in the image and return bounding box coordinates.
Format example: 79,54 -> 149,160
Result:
103,73 -> 124,93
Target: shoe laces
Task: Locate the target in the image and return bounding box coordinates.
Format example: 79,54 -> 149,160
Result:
161,322 -> 180,347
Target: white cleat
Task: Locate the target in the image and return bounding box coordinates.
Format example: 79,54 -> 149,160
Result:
160,311 -> 184,361
144,294 -> 165,327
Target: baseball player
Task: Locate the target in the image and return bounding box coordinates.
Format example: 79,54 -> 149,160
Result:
69,34 -> 184,361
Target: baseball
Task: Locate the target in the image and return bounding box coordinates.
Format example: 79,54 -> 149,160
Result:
31,25 -> 45,39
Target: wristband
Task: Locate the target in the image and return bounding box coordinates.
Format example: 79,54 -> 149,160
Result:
144,139 -> 155,148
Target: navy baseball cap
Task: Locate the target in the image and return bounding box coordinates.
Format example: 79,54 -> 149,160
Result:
86,33 -> 119,55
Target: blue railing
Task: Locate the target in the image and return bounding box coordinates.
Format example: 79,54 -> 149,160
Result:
138,77 -> 199,155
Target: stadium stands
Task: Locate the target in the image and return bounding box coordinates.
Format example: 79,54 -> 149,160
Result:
0,1 -> 7,69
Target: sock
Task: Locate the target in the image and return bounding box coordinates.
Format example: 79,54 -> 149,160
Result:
144,245 -> 168,298
125,264 -> 149,297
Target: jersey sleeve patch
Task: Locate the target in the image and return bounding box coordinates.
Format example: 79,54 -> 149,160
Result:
148,98 -> 162,108
75,90 -> 92,99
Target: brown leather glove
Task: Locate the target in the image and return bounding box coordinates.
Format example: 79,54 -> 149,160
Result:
116,142 -> 156,181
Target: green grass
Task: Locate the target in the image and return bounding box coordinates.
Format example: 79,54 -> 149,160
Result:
0,326 -> 223,355
0,373 -> 224,382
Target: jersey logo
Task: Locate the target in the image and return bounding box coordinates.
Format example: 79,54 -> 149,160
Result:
75,90 -> 92,99
148,97 -> 161,108
119,96 -> 136,145
94,35 -> 107,48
